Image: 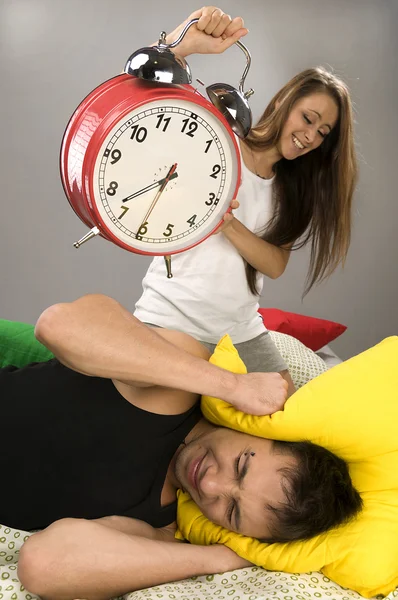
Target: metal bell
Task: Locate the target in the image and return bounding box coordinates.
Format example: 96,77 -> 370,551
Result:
124,33 -> 192,85
206,40 -> 254,138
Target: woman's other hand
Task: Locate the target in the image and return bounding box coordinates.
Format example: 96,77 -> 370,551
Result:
212,198 -> 239,234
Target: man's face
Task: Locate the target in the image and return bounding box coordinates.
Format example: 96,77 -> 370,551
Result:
174,426 -> 296,538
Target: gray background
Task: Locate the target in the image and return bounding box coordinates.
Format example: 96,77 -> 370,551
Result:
1,0 -> 397,359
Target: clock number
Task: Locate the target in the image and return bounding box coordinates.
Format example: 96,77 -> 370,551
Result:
136,221 -> 149,240
103,148 -> 122,164
181,118 -> 198,138
106,181 -> 119,196
187,214 -> 197,227
210,164 -> 221,179
163,223 -> 175,237
110,149 -> 122,164
205,193 -> 216,206
204,139 -> 213,153
118,206 -> 129,220
130,125 -> 148,143
156,114 -> 171,132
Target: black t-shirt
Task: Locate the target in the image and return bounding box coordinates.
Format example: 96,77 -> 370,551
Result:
0,359 -> 201,531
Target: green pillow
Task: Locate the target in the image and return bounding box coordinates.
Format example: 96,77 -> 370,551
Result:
0,319 -> 54,368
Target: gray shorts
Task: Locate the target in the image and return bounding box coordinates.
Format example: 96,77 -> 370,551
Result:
145,323 -> 287,374
199,331 -> 288,374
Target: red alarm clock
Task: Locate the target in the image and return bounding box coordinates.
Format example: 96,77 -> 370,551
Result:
60,19 -> 254,274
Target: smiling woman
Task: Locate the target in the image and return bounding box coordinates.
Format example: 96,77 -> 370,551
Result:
240,66 -> 357,295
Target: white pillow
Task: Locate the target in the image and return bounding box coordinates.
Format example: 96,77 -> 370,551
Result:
268,330 -> 327,388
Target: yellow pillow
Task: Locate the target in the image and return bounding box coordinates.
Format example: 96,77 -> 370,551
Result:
176,334 -> 398,598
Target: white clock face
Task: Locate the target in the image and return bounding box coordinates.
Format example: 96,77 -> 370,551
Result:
92,98 -> 239,253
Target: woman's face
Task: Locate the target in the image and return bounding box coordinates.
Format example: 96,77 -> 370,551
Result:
277,92 -> 339,160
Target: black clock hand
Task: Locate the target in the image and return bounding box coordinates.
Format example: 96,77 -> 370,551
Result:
121,172 -> 178,203
136,164 -> 178,238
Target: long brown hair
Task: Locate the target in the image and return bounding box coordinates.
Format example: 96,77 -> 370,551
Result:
244,67 -> 358,295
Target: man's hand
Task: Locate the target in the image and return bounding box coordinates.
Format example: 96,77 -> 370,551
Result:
211,543 -> 252,571
165,7 -> 248,57
230,372 -> 289,416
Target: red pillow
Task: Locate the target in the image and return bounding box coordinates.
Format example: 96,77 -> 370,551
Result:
258,308 -> 347,351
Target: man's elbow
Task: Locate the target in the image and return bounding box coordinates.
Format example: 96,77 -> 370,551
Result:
18,518 -> 88,598
34,302 -> 69,348
18,532 -> 55,597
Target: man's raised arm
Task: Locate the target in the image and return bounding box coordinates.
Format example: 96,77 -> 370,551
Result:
35,293 -> 287,415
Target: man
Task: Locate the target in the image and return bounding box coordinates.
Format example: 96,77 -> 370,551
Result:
0,294 -> 361,599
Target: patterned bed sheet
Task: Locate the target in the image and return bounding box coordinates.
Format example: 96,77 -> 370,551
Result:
1,524 -> 397,600
125,568 -> 398,600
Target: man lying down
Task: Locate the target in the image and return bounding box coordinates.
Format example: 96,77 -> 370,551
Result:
0,294 -> 362,600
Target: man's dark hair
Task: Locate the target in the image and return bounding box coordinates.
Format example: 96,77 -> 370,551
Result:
263,440 -> 363,543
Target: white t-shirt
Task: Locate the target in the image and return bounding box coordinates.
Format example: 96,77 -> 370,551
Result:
134,150 -> 275,344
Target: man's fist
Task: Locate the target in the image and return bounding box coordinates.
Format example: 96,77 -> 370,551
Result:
231,372 -> 289,416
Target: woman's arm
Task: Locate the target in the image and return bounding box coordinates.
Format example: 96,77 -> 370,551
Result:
18,517 -> 251,600
157,6 -> 248,57
219,216 -> 291,279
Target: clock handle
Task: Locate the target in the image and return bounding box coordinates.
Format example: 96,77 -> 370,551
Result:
164,255 -> 173,279
235,40 -> 254,100
157,19 -> 200,49
73,226 -> 100,249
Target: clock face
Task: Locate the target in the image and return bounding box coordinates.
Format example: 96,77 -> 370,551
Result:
92,98 -> 239,254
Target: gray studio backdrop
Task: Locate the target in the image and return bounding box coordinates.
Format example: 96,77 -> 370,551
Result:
1,0 -> 397,360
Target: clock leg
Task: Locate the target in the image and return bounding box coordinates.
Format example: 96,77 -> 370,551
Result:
73,227 -> 100,249
164,255 -> 173,278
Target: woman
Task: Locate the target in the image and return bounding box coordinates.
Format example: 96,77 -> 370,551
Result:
135,7 -> 358,395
